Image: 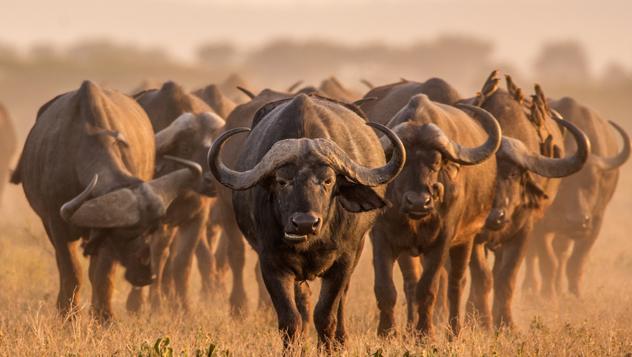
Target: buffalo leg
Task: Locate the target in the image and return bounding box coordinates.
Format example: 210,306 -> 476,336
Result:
45,219 -> 82,317
260,262 -> 301,349
223,214 -> 248,316
492,226 -> 530,329
335,239 -> 363,345
416,231 -> 450,338
314,260 -> 353,350
88,243 -> 117,322
195,229 -> 214,297
295,282 -> 312,334
213,230 -> 230,294
566,235 -> 597,297
126,287 -> 145,314
522,239 -> 539,295
551,235 -> 572,294
370,230 -> 398,336
468,241 -> 492,330
537,232 -> 558,299
149,227 -> 176,311
447,239 -> 474,337
256,260 -> 273,309
171,206 -> 209,312
398,253 -> 421,328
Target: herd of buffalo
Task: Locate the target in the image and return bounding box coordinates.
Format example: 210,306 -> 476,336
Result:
2,69 -> 629,350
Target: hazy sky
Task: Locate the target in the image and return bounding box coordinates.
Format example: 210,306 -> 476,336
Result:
2,0 -> 631,74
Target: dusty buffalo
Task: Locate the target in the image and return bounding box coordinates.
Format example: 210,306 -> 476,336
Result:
0,103 -> 17,202
296,77 -> 361,103
193,84 -> 236,119
131,81 -> 224,312
369,93 -> 501,337
11,81 -> 201,320
523,97 -> 629,298
359,78 -> 462,125
209,94 -> 405,348
467,73 -> 590,329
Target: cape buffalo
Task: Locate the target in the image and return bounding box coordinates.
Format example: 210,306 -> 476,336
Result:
359,78 -> 462,125
193,84 -> 236,119
523,97 -> 629,298
131,81 -> 224,312
220,73 -> 258,104
369,93 -> 502,338
11,81 -> 201,320
209,94 -> 405,348
467,73 -> 590,329
0,103 -> 17,203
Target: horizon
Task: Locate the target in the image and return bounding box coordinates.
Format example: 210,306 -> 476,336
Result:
2,0 -> 631,75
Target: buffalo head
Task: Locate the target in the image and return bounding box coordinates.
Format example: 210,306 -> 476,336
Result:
59,157 -> 202,286
383,103 -> 502,221
208,123 -> 405,244
155,111 -> 225,196
485,116 -> 590,232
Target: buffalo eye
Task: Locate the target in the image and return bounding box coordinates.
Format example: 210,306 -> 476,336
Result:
323,177 -> 334,187
276,178 -> 290,188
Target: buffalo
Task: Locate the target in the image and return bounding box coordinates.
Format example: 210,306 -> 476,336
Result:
130,81 -> 224,312
523,96 -> 629,298
208,93 -> 405,348
368,92 -> 502,337
0,103 -> 17,202
360,78 -> 462,125
193,84 -> 237,119
467,73 -> 590,329
11,81 -> 200,320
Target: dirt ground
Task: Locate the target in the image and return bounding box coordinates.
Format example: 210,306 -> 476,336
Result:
0,153 -> 631,356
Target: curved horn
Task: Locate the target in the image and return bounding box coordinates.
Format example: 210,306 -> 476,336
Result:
236,86 -> 255,99
208,124 -> 405,190
591,120 -> 630,170
499,118 -> 590,178
360,79 -> 374,89
66,157 -> 202,228
287,80 -> 304,93
60,175 -> 99,221
162,155 -> 203,177
154,113 -> 194,154
435,103 -> 503,165
353,97 -> 378,107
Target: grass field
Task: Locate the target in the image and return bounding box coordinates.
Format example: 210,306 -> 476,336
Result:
0,164 -> 631,356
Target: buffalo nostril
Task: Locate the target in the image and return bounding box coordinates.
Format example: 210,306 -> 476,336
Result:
423,196 -> 432,206
312,218 -> 321,230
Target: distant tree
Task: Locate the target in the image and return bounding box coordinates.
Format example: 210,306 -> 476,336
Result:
534,40 -> 590,84
197,42 -> 237,67
601,62 -> 630,85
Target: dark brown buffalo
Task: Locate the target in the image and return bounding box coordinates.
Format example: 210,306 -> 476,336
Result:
467,73 -> 590,329
220,73 -> 258,104
359,78 -> 462,125
0,103 -> 17,202
209,93 -> 405,348
212,88 -> 292,315
315,77 -> 361,102
369,92 -> 502,337
130,81 -> 224,312
11,81 -> 200,320
193,84 -> 236,118
360,78 -> 463,333
523,97 -> 629,298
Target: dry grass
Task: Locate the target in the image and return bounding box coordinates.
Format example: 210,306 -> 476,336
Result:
0,168 -> 631,356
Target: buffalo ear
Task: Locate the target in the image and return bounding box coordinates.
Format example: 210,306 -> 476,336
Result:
524,173 -> 548,208
337,182 -> 387,212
